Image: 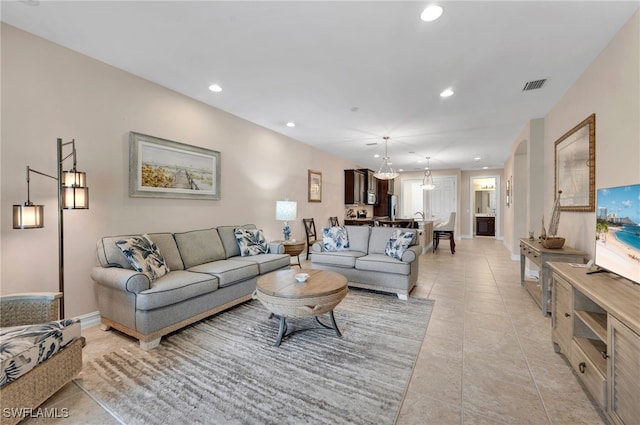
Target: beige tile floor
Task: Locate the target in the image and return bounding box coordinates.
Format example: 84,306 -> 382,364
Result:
23,238 -> 606,424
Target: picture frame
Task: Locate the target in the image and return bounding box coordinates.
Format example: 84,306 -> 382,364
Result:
129,132 -> 221,200
506,176 -> 511,207
554,114 -> 595,212
308,169 -> 322,202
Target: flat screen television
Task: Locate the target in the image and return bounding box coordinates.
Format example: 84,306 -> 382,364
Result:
595,183 -> 640,284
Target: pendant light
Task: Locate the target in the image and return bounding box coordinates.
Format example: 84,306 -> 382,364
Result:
373,136 -> 399,180
421,157 -> 436,190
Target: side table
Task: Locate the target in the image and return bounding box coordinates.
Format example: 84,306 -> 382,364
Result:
273,240 -> 305,268
519,238 -> 585,315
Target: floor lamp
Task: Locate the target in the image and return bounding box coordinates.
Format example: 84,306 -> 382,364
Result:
12,138 -> 89,319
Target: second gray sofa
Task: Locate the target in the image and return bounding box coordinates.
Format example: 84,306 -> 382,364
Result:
311,225 -> 421,299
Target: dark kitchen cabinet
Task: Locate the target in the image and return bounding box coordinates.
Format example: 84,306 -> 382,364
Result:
345,169 -> 366,205
358,169 -> 378,205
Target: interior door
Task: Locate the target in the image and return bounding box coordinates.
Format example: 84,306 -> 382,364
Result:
429,176 -> 457,222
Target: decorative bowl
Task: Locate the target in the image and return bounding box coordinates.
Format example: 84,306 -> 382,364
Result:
541,237 -> 565,249
294,273 -> 309,283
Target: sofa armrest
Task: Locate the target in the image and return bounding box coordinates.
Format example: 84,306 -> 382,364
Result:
312,241 -> 324,253
401,245 -> 422,263
268,242 -> 284,254
90,267 -> 151,294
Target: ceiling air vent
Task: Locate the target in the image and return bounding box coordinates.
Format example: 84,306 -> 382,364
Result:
522,79 -> 547,91
365,142 -> 378,146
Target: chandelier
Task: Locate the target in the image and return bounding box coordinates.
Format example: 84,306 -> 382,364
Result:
421,157 -> 436,190
373,136 -> 399,180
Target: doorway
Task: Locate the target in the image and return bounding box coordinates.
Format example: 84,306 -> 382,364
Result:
470,176 -> 500,238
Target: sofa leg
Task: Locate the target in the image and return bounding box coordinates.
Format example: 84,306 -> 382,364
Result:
397,293 -> 408,301
139,337 -> 161,350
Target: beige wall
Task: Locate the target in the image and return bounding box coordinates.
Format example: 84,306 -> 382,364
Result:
0,24 -> 358,317
506,10 -> 640,259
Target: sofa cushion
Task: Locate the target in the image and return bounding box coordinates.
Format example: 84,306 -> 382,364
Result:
135,270 -> 219,311
147,232 -> 184,271
188,259 -> 259,288
234,228 -> 268,256
322,226 -> 350,251
355,254 -> 411,275
174,228 -> 226,268
369,227 -> 417,254
0,318 -> 81,386
115,234 -> 170,282
385,229 -> 415,260
343,225 -> 371,253
217,224 -> 257,258
235,253 -> 291,274
311,250 -> 367,268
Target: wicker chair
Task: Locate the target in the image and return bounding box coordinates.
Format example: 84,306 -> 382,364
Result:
0,293 -> 83,425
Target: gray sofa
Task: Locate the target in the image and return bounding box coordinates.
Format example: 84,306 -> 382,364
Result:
311,226 -> 421,300
90,225 -> 290,349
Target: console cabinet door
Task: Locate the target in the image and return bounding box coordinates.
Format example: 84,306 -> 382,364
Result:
552,275 -> 573,355
608,315 -> 640,425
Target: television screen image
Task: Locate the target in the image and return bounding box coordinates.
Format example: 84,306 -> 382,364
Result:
595,183 -> 640,284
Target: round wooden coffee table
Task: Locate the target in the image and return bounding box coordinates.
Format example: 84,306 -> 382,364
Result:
255,269 -> 348,346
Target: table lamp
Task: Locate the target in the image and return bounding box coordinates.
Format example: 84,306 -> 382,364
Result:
275,200 -> 297,241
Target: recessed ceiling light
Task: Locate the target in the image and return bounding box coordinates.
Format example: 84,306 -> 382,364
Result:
440,88 -> 454,98
483,166 -> 489,169
208,84 -> 222,93
474,157 -> 481,161
420,5 -> 443,22
374,154 -> 380,158
398,169 -> 404,172
285,122 -> 296,128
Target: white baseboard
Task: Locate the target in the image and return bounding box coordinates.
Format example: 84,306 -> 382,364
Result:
77,311 -> 101,329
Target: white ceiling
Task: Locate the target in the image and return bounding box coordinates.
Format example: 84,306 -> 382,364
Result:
2,1 -> 638,172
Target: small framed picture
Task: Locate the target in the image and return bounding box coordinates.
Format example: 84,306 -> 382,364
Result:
308,169 -> 322,202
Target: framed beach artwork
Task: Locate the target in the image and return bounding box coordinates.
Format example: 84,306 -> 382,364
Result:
129,132 -> 221,200
308,169 -> 322,202
554,114 -> 595,212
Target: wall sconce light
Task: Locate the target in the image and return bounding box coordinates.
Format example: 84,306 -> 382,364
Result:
12,138 -> 90,318
275,200 -> 297,241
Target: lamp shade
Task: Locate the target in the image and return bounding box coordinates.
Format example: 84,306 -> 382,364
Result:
13,203 -> 44,229
61,170 -> 86,188
275,200 -> 297,221
62,186 -> 89,209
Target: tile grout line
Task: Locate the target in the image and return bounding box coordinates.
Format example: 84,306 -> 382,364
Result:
489,258 -> 554,425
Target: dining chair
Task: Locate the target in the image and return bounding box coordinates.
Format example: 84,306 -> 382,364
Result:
433,212 -> 456,254
302,218 -> 322,258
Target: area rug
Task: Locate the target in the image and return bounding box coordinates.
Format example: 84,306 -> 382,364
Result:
75,289 -> 434,425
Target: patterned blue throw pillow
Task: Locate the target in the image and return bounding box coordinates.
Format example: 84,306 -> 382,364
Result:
116,234 -> 170,281
322,226 -> 350,251
384,229 -> 414,260
234,228 -> 268,256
